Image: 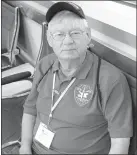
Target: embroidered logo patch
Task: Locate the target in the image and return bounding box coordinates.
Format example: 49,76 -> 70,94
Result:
74,84 -> 93,107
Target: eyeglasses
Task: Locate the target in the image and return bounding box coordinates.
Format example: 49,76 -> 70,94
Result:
50,30 -> 85,41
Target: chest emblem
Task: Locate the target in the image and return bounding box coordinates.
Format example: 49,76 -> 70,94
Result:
74,84 -> 93,107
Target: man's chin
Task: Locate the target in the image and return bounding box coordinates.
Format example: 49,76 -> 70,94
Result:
59,50 -> 79,59
60,54 -> 78,60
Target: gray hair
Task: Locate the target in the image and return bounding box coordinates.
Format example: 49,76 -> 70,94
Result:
48,10 -> 89,32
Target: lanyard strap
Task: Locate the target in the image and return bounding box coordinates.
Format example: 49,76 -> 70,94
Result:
51,72 -> 76,113
52,73 -> 56,102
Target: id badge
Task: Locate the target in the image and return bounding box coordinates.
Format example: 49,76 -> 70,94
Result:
34,122 -> 55,149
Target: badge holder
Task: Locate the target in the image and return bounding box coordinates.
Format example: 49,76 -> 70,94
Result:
34,122 -> 55,149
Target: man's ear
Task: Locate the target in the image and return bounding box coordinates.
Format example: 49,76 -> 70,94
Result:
47,30 -> 53,47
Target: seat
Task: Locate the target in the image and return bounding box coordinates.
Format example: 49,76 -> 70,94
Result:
2,1 -> 20,70
2,22 -> 48,153
1,3 -> 34,153
35,22 -> 53,63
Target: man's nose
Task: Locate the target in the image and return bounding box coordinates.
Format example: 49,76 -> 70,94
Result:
63,33 -> 74,44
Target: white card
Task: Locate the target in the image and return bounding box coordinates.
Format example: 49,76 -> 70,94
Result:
34,122 -> 55,149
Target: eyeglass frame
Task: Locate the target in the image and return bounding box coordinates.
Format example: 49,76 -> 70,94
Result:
50,30 -> 87,41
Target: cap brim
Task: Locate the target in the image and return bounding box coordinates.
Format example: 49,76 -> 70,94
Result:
46,2 -> 85,23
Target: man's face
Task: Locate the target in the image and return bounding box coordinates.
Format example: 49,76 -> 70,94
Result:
47,16 -> 91,60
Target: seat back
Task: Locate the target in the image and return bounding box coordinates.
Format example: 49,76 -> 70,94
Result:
2,1 -> 20,68
35,22 -> 53,65
89,39 -> 136,154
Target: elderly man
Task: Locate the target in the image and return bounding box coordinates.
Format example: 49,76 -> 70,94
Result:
20,2 -> 133,154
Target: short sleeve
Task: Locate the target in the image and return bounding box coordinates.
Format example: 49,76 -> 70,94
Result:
23,62 -> 42,116
104,73 -> 133,138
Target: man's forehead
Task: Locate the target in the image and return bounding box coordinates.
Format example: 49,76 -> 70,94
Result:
49,18 -> 86,32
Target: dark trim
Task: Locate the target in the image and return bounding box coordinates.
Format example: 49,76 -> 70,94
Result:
114,1 -> 136,8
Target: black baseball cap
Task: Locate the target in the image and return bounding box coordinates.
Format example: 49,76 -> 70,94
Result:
46,2 -> 86,23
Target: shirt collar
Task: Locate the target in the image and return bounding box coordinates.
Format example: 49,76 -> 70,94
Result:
75,50 -> 93,79
52,50 -> 94,80
52,58 -> 60,73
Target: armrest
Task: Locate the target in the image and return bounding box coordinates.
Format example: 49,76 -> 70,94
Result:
2,63 -> 34,85
2,80 -> 32,99
2,63 -> 34,78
